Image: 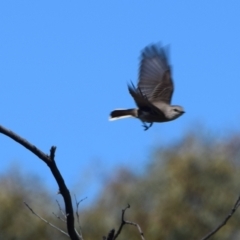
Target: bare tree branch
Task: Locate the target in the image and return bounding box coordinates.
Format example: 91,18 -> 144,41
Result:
113,204 -> 145,240
124,220 -> 145,240
114,205 -> 130,240
24,202 -> 69,237
0,124 -> 80,240
201,195 -> 240,240
103,229 -> 115,240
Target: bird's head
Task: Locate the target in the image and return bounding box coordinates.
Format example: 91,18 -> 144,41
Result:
167,105 -> 185,120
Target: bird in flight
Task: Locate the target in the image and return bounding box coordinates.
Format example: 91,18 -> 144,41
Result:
109,43 -> 185,130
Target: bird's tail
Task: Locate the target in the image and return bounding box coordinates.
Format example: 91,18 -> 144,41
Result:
109,108 -> 137,121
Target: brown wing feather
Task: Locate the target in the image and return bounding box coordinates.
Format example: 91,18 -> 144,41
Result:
138,44 -> 174,103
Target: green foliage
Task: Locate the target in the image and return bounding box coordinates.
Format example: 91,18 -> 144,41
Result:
81,132 -> 240,240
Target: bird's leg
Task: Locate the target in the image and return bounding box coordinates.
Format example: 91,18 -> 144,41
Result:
146,122 -> 153,130
142,122 -> 153,131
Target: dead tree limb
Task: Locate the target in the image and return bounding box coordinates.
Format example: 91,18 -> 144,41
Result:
0,125 -> 80,240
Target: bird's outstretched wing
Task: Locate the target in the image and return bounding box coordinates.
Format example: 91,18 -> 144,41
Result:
138,44 -> 174,104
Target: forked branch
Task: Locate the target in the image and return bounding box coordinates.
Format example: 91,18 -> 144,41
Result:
113,204 -> 145,240
0,125 -> 80,240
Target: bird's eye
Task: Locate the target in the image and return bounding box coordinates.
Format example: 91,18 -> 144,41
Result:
174,109 -> 178,112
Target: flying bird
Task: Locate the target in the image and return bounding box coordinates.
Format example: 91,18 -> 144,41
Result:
109,43 -> 185,130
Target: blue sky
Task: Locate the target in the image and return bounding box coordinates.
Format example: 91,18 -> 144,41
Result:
0,1 -> 240,201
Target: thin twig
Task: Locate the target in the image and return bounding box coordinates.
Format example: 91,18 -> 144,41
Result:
114,204 -> 145,240
74,195 -> 81,231
74,195 -> 87,240
125,220 -> 145,240
52,212 -> 66,223
201,195 -> 240,240
24,202 -> 69,237
74,195 -> 87,228
56,200 -> 67,219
